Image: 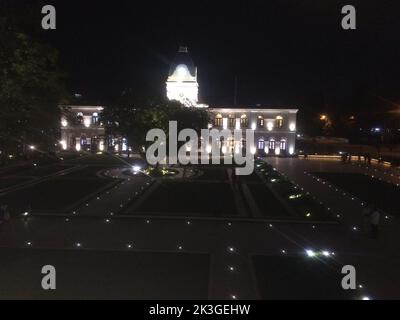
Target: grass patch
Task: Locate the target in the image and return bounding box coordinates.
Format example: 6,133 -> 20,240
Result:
195,167 -> 229,181
0,248 -> 210,299
247,184 -> 289,217
134,181 -> 238,216
0,177 -> 33,189
67,154 -> 127,166
253,255 -> 356,299
0,177 -> 112,213
15,164 -> 72,177
313,172 -> 400,216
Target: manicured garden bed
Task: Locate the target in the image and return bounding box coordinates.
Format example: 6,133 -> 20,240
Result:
0,248 -> 210,299
312,172 -> 400,216
134,180 -> 238,217
246,183 -> 289,217
253,255 -> 357,299
0,177 -> 113,213
255,159 -> 335,221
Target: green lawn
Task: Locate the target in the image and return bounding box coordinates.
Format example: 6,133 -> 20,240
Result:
254,160 -> 334,221
313,172 -> 400,216
64,165 -> 117,178
67,154 -> 127,166
0,177 -> 33,189
253,255 -> 357,299
0,248 -> 210,299
194,166 -> 229,181
133,180 -> 238,217
247,183 -> 289,217
0,177 -> 113,213
15,164 -> 72,177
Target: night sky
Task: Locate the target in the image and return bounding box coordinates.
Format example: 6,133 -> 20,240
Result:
4,0 -> 400,120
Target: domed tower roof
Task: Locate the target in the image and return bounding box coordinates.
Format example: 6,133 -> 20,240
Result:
168,46 -> 196,77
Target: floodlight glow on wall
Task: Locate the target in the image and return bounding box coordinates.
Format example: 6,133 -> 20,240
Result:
60,140 -> 67,150
84,118 -> 91,128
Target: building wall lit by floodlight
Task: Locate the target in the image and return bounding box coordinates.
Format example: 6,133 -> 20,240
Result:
60,105 -> 105,152
166,46 -> 200,107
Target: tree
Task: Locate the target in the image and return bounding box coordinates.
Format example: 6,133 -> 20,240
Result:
102,91 -> 209,156
0,16 -> 67,162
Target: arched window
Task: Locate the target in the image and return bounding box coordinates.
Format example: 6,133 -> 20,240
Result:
77,112 -> 84,124
228,114 -> 235,128
276,116 -> 283,128
240,114 -> 248,128
215,114 -> 223,127
257,138 -> 265,150
257,116 -> 264,128
269,138 -> 275,150
92,112 -> 99,124
280,139 -> 287,150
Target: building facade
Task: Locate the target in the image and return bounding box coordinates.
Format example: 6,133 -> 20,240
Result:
60,105 -> 106,151
166,46 -> 199,107
207,107 -> 298,156
59,47 -> 298,156
166,47 -> 298,156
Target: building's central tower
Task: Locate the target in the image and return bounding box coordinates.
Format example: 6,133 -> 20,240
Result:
166,46 -> 199,107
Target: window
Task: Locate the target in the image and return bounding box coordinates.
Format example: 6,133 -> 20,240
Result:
269,139 -> 275,150
280,139 -> 287,150
215,114 -> 223,127
257,116 -> 264,128
240,114 -> 248,128
257,138 -> 265,150
228,115 -> 235,128
77,112 -> 83,124
92,112 -> 99,124
276,116 -> 283,128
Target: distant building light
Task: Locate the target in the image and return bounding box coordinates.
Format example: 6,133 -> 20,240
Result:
289,123 -> 296,131
61,119 -> 68,127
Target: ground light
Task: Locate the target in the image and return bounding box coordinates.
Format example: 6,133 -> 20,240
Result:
132,166 -> 141,174
306,249 -> 315,257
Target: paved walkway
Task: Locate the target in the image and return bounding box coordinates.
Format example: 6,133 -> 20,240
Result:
1,159 -> 400,299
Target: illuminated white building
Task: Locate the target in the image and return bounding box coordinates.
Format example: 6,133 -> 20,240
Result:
166,46 -> 200,107
166,46 -> 298,156
60,105 -> 106,151
208,107 -> 298,156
